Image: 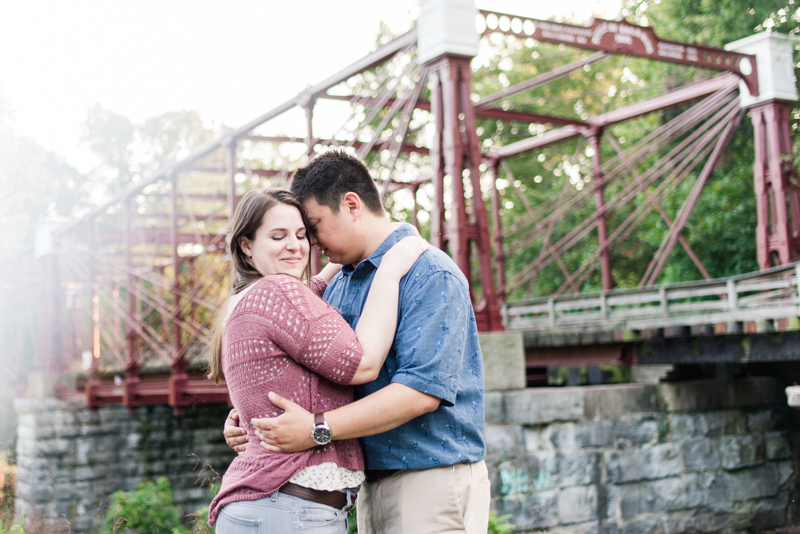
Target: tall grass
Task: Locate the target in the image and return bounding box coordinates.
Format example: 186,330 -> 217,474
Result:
0,448 -> 15,530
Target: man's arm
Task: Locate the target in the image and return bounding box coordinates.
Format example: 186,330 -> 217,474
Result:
253,383 -> 440,453
253,262 -> 466,452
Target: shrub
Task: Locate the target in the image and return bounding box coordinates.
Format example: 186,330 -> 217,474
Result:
102,478 -> 187,534
488,510 -> 515,534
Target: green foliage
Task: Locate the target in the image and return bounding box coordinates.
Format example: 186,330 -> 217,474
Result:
0,514 -> 25,534
185,507 -> 213,534
467,0 -> 799,297
347,502 -> 358,534
488,510 -> 515,534
102,478 -> 187,534
622,0 -> 790,47
0,450 -> 16,530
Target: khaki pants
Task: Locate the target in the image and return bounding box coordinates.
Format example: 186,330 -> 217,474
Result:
357,460 -> 491,534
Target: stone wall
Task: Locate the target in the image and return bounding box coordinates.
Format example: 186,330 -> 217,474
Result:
485,377 -> 797,533
14,398 -> 234,533
13,377 -> 798,533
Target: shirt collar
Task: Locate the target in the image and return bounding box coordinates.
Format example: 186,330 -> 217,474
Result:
341,224 -> 415,276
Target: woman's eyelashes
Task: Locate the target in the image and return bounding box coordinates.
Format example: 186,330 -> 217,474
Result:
270,232 -> 307,242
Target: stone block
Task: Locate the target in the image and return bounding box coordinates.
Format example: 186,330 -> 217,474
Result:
494,457 -> 539,497
558,485 -> 598,525
583,384 -> 660,419
479,331 -> 526,391
631,364 -> 673,384
719,435 -> 765,470
528,450 -> 601,490
606,443 -> 682,483
493,490 -> 558,531
617,474 -> 708,518
537,421 -> 613,450
621,516 -> 663,534
523,428 -> 541,451
747,409 -> 783,432
669,410 -> 745,440
659,377 -> 783,412
25,373 -> 77,398
680,438 -> 721,472
654,506 -> 738,534
741,493 -> 790,532
613,414 -> 660,445
485,424 -> 524,457
98,407 -> 130,424
764,431 -> 791,460
38,438 -> 72,457
708,462 -> 785,502
549,521 -> 614,534
504,387 -> 584,425
485,391 -> 504,423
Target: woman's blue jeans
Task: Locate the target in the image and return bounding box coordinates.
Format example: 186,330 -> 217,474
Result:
215,491 -> 352,534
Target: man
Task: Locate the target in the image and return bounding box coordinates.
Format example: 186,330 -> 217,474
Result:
225,150 -> 490,533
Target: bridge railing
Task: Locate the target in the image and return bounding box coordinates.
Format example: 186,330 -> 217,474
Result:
504,262 -> 800,333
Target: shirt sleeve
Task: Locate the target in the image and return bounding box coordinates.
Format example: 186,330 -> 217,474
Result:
390,270 -> 470,406
237,276 -> 363,385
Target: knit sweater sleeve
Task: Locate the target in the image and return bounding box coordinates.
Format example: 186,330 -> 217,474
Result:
231,275 -> 362,385
310,275 -> 328,297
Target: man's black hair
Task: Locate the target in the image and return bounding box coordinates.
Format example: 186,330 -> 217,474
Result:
290,150 -> 384,216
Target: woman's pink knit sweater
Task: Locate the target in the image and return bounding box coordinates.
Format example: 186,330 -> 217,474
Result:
208,274 -> 365,524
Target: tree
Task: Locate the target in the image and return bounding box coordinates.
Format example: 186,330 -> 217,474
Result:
467,2 -> 796,299
81,106 -> 220,201
0,94 -> 89,255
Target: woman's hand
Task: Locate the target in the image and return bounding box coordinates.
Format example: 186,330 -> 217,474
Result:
391,221 -> 422,237
318,261 -> 342,284
378,236 -> 429,281
223,409 -> 247,454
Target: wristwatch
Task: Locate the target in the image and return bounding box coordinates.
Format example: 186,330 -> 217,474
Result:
311,412 -> 332,446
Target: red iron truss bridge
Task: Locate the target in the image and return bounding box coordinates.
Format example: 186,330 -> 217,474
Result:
2,8 -> 798,412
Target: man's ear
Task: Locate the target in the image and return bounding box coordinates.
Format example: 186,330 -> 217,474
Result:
341,192 -> 363,221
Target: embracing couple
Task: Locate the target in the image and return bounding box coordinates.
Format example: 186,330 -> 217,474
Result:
207,151 -> 490,533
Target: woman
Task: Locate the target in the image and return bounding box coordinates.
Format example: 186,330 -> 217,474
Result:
206,188 -> 427,532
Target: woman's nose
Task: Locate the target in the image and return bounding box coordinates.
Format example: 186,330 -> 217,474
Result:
286,235 -> 300,251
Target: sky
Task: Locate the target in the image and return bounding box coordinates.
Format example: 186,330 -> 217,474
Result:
0,0 -> 621,174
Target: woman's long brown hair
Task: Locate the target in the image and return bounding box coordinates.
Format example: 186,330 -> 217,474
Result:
207,188 -> 312,384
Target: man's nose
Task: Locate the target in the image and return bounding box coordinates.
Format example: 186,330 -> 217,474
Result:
308,234 -> 318,247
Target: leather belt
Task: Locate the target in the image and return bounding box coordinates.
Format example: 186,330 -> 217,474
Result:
364,469 -> 400,483
279,482 -> 348,509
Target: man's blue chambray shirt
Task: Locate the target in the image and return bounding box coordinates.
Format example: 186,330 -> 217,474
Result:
323,224 -> 486,470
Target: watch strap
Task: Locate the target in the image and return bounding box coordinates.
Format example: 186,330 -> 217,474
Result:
314,412 -> 325,426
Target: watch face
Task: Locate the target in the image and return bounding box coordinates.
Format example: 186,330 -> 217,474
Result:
312,426 -> 332,445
